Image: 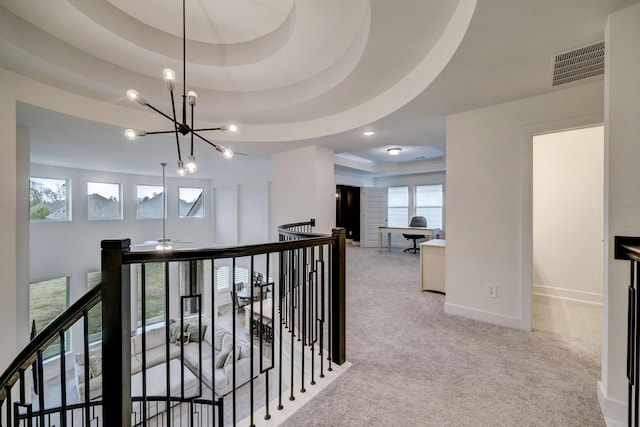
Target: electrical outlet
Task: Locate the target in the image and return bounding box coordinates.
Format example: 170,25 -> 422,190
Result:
486,284 -> 497,298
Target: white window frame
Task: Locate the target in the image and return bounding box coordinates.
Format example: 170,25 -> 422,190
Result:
136,184 -> 164,219
29,176 -> 71,222
87,181 -> 123,220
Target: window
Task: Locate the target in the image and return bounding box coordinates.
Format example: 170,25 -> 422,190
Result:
215,266 -> 249,290
30,277 -> 69,358
29,177 -> 70,221
87,271 -> 102,343
137,263 -> 166,327
88,182 -> 122,220
216,266 -> 229,290
136,185 -> 164,219
387,187 -> 408,227
179,187 -> 204,218
415,185 -> 443,229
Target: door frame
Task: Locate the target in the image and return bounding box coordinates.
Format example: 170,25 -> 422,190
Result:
519,113 -> 604,331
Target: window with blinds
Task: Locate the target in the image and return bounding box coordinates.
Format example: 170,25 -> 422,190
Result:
415,184 -> 443,229
387,186 -> 409,227
215,266 -> 250,290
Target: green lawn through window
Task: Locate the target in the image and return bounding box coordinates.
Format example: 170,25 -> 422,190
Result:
30,277 -> 68,359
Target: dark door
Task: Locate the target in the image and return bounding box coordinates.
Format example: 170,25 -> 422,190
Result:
336,185 -> 361,242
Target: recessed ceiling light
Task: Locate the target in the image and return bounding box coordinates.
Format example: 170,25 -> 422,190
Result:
363,131 -> 375,136
387,147 -> 402,156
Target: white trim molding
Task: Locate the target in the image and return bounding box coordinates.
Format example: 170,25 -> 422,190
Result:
598,381 -> 626,427
533,285 -> 603,304
444,302 -> 527,330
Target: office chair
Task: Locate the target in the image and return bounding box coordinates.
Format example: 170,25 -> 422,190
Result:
403,216 -> 427,254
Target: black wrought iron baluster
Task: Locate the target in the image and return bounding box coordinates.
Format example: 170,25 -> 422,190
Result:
59,330 -> 67,427
37,349 -> 44,426
6,386 -> 11,427
319,248 -> 326,379
636,260 -> 640,427
164,261 -> 172,427
82,313 -> 90,425
300,247 -> 307,394
231,256 -> 237,426
249,255 -> 255,427
277,252 -> 285,411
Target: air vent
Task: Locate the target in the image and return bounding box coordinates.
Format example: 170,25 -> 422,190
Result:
552,41 -> 604,86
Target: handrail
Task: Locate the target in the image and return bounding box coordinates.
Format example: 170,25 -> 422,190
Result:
0,284 -> 102,401
122,236 -> 335,264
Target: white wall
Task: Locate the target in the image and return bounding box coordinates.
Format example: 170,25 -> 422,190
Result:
600,3 -> 640,424
0,90 -> 17,369
239,181 -> 271,244
445,80 -> 604,330
532,126 -> 604,303
271,145 -> 335,236
214,185 -> 239,245
373,171 -> 445,188
334,172 -> 375,188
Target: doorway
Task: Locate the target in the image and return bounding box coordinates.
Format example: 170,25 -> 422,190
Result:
532,125 -> 603,345
335,185 -> 361,244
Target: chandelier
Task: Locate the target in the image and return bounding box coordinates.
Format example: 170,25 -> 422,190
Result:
124,0 -> 236,176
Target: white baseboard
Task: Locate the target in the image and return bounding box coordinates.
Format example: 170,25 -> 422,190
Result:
533,285 -> 603,304
597,381 -> 627,426
443,302 -> 527,330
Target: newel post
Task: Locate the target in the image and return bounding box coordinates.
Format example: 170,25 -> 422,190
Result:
101,239 -> 132,426
331,228 -> 346,365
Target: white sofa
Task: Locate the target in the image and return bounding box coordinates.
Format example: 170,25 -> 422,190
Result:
74,318 -> 259,402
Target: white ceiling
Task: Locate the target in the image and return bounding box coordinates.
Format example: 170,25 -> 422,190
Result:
1,0 -> 638,179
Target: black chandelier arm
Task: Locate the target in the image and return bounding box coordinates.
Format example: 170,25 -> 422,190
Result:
191,130 -> 220,150
145,130 -> 181,136
142,102 -> 180,126
169,90 -> 180,132
191,127 -> 224,132
169,89 -> 183,161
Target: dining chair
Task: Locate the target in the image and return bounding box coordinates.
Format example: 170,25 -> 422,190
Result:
230,282 -> 251,312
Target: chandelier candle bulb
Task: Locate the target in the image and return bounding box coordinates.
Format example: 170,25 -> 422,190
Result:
162,68 -> 176,81
124,129 -> 146,140
187,91 -> 197,106
176,160 -> 186,176
186,155 -> 197,173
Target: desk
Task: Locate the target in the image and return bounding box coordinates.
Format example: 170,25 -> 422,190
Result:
378,226 -> 442,251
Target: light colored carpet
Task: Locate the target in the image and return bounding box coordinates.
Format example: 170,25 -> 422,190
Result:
281,245 -> 604,427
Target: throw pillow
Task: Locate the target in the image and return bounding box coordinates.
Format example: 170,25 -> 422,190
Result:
169,323 -> 190,343
186,324 -> 208,343
213,326 -> 227,351
238,342 -> 252,359
88,356 -> 102,378
215,334 -> 233,368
